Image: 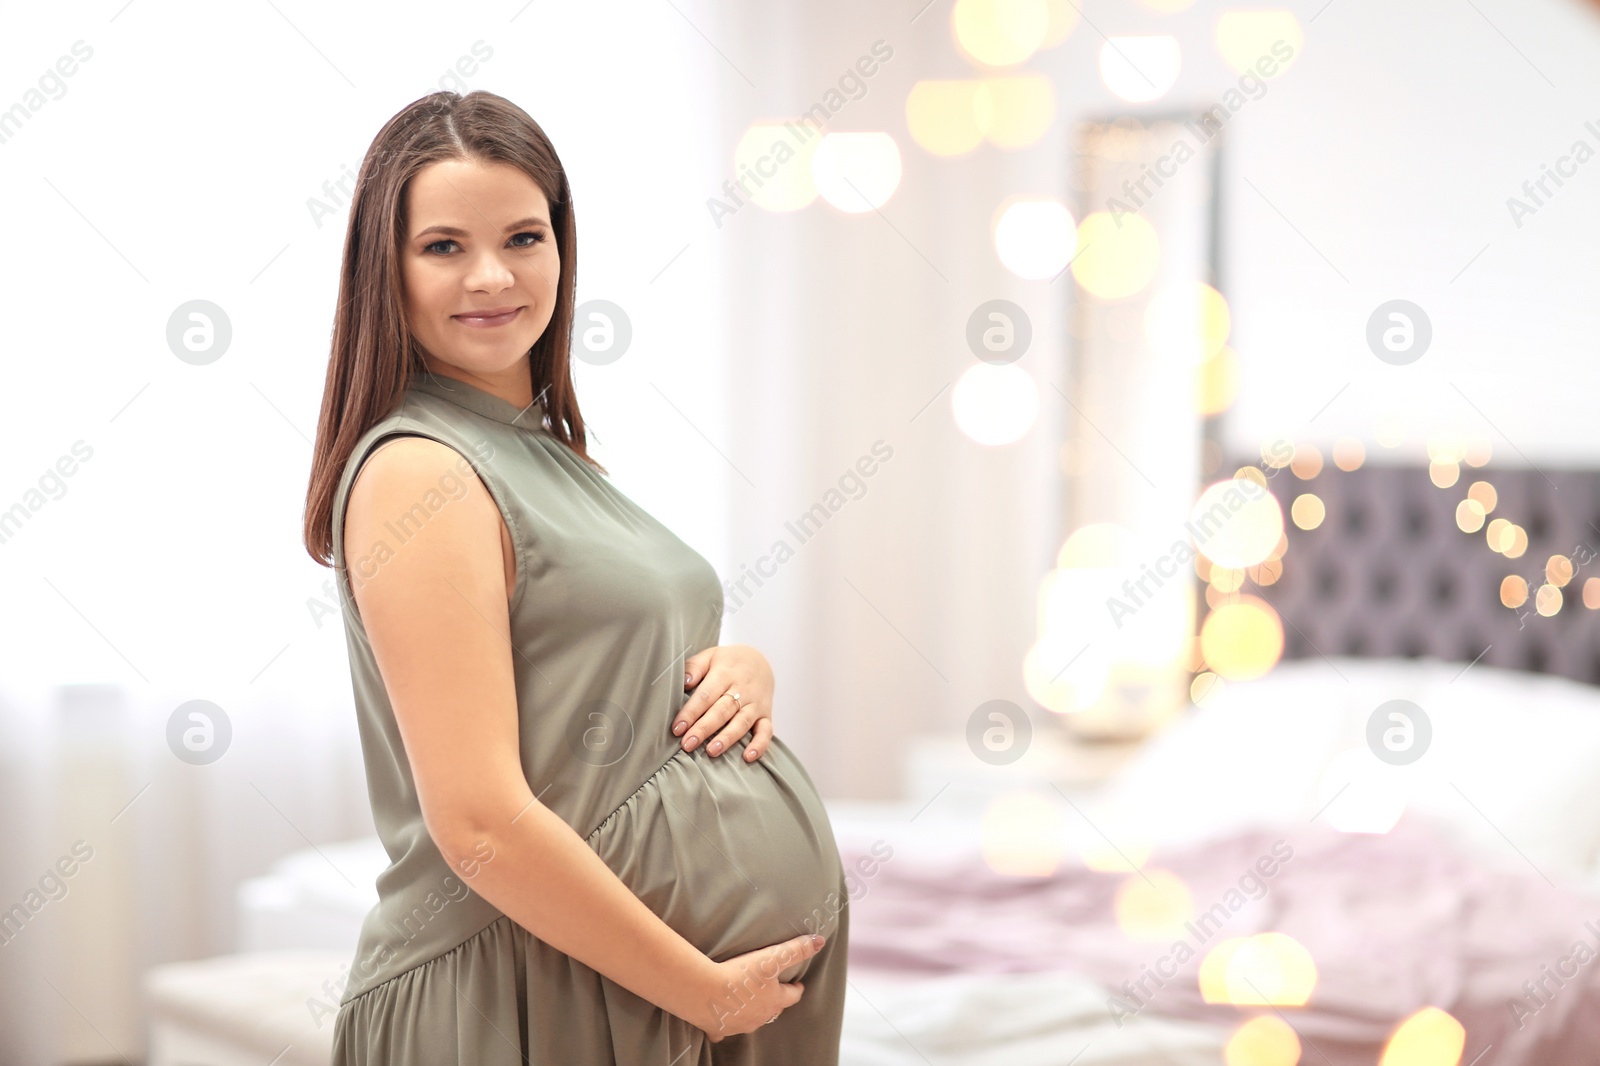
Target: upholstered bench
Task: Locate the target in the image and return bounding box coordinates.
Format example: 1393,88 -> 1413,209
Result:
144,951 -> 351,1066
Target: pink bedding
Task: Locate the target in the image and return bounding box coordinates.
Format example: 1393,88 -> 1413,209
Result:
840,811 -> 1600,1064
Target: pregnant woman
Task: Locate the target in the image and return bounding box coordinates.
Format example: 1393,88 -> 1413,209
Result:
301,90 -> 849,1063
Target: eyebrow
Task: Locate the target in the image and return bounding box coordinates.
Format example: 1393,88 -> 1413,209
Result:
412,216 -> 550,240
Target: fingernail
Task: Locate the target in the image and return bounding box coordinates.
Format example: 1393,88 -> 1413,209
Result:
684,735 -> 698,751
810,935 -> 825,950
685,673 -> 692,686
672,721 -> 686,736
709,740 -> 722,755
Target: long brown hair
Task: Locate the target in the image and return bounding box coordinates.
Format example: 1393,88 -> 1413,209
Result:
303,89 -> 603,566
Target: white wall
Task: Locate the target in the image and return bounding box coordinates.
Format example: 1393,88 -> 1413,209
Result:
1217,0 -> 1600,466
0,1 -> 728,698
1039,0 -> 1600,753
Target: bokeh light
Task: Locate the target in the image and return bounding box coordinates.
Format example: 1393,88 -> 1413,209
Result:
1332,437 -> 1365,471
1289,444 -> 1322,479
1190,478 -> 1285,568
1379,1006 -> 1465,1066
1029,520 -> 1196,719
1547,554 -> 1574,587
1024,631 -> 1108,714
906,80 -> 988,156
1040,0 -> 1081,46
1504,525 -> 1529,558
1210,566 -> 1245,594
1466,480 -> 1497,513
980,791 -> 1064,876
1236,463 -> 1266,486
734,123 -> 819,211
1071,211 -> 1161,299
1057,521 -> 1128,568
1455,499 -> 1486,533
812,132 -> 902,212
1027,524 -> 1129,715
1225,1015 -> 1301,1066
907,76 -> 1056,155
995,197 -> 1079,279
1198,933 -> 1317,1006
1113,868 -> 1193,940
1145,281 -> 1232,363
1487,518 -> 1513,553
1099,36 -> 1182,103
1198,595 -> 1283,680
1426,433 -> 1467,464
1196,347 -> 1241,415
1248,557 -> 1283,586
1191,670 -> 1225,707
952,0 -> 1051,68
1290,493 -> 1324,530
952,362 -> 1039,445
1214,12 -> 1304,78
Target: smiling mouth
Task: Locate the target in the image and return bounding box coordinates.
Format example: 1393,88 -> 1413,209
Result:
453,307 -> 523,328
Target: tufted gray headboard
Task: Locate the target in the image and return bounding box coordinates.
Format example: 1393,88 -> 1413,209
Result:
1237,459 -> 1600,687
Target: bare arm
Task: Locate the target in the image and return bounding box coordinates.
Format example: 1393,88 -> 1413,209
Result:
343,438 -> 815,1036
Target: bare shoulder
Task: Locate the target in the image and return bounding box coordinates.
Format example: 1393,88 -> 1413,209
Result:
348,434 -> 488,516
343,435 -> 505,606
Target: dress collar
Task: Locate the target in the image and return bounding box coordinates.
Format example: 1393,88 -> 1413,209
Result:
409,370 -> 548,430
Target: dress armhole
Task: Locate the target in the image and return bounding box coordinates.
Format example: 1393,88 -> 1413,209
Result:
334,429 -> 529,629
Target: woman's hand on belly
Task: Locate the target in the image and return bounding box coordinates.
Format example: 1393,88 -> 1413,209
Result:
691,931 -> 827,1042
675,643 -> 774,762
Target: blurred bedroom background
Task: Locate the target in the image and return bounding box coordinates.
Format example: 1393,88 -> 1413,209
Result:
5,0 -> 1600,1063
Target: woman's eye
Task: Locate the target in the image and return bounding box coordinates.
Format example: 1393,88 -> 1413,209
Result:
423,232 -> 545,256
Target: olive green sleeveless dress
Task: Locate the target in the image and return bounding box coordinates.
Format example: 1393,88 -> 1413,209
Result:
327,371 -> 850,1064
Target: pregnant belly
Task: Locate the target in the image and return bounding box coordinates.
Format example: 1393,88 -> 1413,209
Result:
584,734 -> 845,983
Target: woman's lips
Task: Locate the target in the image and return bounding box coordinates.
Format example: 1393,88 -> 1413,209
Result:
453,307 -> 522,328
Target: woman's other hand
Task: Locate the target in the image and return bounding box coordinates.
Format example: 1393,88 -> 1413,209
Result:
691,933 -> 824,1042
675,644 -> 773,762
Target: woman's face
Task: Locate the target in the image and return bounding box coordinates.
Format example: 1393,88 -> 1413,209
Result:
400,156 -> 559,400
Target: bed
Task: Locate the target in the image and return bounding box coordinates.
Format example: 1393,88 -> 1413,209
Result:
833,656 -> 1600,1064
830,457 -> 1600,1064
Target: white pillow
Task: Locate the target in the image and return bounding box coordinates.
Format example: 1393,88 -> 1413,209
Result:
1090,659 -> 1359,847
1093,657 -> 1600,884
1398,661 -> 1600,880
